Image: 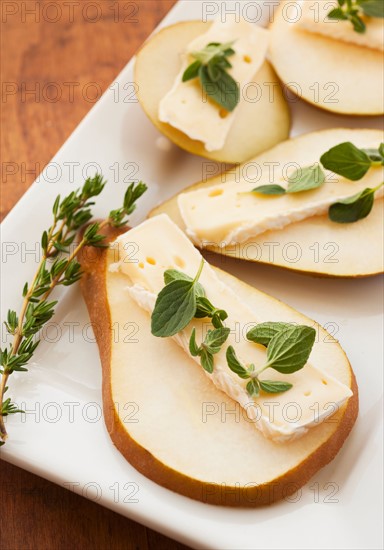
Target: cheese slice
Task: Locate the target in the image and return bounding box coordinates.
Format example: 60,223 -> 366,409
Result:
158,17 -> 269,151
296,0 -> 384,51
110,214 -> 353,443
177,163 -> 384,247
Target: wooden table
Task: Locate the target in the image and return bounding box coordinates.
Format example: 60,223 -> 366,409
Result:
1,1 -> 190,548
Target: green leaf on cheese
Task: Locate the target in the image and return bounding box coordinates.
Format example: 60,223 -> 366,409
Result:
259,380 -> 293,394
328,187 -> 377,223
287,164 -> 326,193
247,322 -> 293,347
320,142 -> 372,180
251,185 -> 286,196
266,325 -> 316,374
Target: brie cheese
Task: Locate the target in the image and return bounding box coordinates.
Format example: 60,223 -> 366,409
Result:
177,163 -> 384,247
111,214 -> 353,442
158,17 -> 269,151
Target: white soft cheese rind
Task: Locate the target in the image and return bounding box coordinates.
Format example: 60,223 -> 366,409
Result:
110,214 -> 353,443
177,163 -> 384,247
158,17 -> 269,151
296,0 -> 384,51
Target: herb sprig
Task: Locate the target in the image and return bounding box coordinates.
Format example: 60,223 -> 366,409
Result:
189,327 -> 230,373
321,141 -> 384,222
329,182 -> 383,222
151,261 -> 229,337
151,262 -> 230,372
194,297 -> 228,328
249,141 -> 383,223
0,175 -> 147,445
320,141 -> 384,180
182,41 -> 240,112
151,264 -> 316,398
246,322 -> 293,346
151,260 -> 205,337
227,324 -> 316,397
327,0 -> 384,33
252,164 -> 326,196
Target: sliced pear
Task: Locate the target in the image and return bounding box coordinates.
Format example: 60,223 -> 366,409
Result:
269,0 -> 384,115
150,128 -> 384,278
78,226 -> 357,506
134,21 -> 290,163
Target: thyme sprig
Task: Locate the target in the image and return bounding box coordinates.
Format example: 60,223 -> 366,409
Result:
0,175 -> 147,445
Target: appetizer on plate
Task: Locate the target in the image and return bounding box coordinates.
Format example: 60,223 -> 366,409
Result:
134,17 -> 290,163
78,214 -> 358,506
269,0 -> 384,114
151,128 -> 384,277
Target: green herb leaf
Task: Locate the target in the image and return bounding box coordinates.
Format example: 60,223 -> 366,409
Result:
247,322 -> 293,347
200,348 -> 214,373
108,181 -> 147,228
259,380 -> 293,394
266,325 -> 316,374
53,241 -> 69,253
251,184 -> 286,196
246,379 -> 260,398
327,0 -> 382,32
211,313 -> 225,327
214,57 -> 232,70
189,328 -> 229,374
350,13 -> 366,32
207,61 -> 223,82
80,174 -> 106,201
163,269 -> 205,297
362,147 -> 384,163
360,0 -> 384,18
5,311 -> 18,334
195,296 -> 228,327
204,327 -> 230,353
41,231 -> 48,253
189,328 -> 200,357
52,195 -> 60,217
151,260 -> 204,337
199,65 -> 239,112
163,269 -> 191,285
191,41 -> 235,65
123,181 -> 147,215
327,7 -> 348,19
226,346 -> 249,379
379,143 -> 384,157
211,309 -> 228,329
1,397 -> 25,416
194,296 -> 215,317
182,60 -> 202,82
328,187 -> 376,223
151,279 -> 198,337
320,142 -> 372,180
287,164 -> 326,193
183,41 -> 240,111
83,222 -> 105,246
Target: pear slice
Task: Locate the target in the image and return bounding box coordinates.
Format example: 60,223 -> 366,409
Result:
150,128 -> 384,277
269,0 -> 384,115
134,21 -> 290,163
78,226 -> 357,506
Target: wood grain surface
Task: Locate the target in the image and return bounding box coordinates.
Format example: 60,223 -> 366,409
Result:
1,1 -> 191,549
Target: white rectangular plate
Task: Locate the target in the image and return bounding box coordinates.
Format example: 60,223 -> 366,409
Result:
1,2 -> 383,549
